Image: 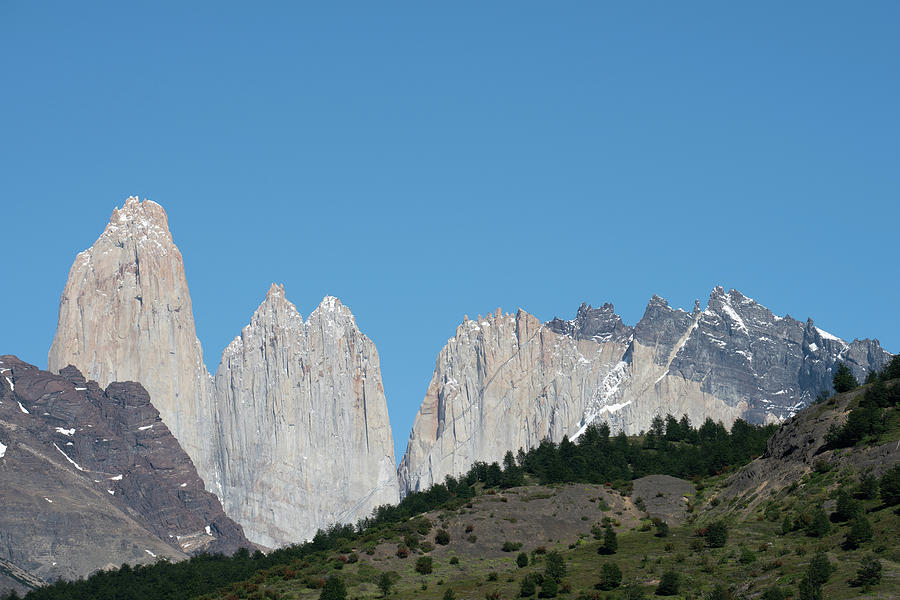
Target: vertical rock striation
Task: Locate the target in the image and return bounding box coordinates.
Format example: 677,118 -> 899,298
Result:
399,289 -> 891,496
47,197 -> 218,486
213,285 -> 399,547
48,197 -> 399,547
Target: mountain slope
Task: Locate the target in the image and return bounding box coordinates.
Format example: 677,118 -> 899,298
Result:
400,289 -> 891,495
47,197 -> 399,547
0,356 -> 249,590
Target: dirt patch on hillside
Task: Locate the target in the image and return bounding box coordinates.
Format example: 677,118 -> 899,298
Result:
631,475 -> 695,525
365,483 -> 641,567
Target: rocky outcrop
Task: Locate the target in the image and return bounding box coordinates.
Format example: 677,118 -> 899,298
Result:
213,285 -> 399,547
47,197 -> 399,547
0,356 -> 250,588
399,289 -> 892,495
47,197 -> 218,487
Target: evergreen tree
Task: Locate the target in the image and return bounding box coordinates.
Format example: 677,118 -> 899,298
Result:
706,521 -> 728,548
832,362 -> 858,393
761,586 -> 784,600
598,524 -> 618,554
539,576 -> 558,598
833,489 -> 859,521
597,562 -> 622,590
781,515 -> 793,535
806,508 -> 830,537
843,514 -> 873,549
853,554 -> 882,591
806,552 -> 833,586
378,572 -> 395,598
859,471 -> 879,499
655,570 -> 679,596
443,588 -> 456,600
880,464 -> 900,505
520,575 -> 537,597
320,575 -> 347,600
517,552 -> 529,568
544,550 -> 566,582
797,575 -> 821,600
881,355 -> 900,380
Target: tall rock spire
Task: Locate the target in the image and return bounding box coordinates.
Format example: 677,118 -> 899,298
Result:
214,286 -> 399,546
48,198 -> 399,547
48,197 -> 218,486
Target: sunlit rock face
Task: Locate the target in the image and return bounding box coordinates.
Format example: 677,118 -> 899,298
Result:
398,289 -> 891,496
214,285 -> 399,547
49,198 -> 398,547
48,197 -> 218,485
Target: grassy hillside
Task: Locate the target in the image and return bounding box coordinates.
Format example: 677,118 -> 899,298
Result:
9,362 -> 900,600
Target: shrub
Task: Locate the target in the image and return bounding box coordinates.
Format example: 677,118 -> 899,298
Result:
435,529 -> 450,545
596,562 -> 621,590
539,576 -> 558,598
517,552 -> 529,568
655,570 -> 679,596
764,503 -> 780,522
395,545 -> 409,558
738,547 -> 756,564
346,552 -> 358,564
449,555 -> 459,565
420,541 -> 434,553
503,541 -> 523,552
706,521 -> 728,548
443,588 -> 456,600
655,521 -> 669,538
415,556 -> 433,574
319,576 -> 346,600
760,586 -> 784,600
468,534 -> 478,543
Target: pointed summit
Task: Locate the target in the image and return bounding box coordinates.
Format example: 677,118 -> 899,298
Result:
48,196 -> 218,500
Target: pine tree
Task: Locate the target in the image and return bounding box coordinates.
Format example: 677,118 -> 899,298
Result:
806,552 -> 832,586
806,508 -> 830,537
881,464 -> 900,505
597,562 -> 622,590
832,362 -> 858,393
844,514 -> 873,549
853,554 -> 882,591
597,524 -> 617,554
655,570 -> 679,596
320,576 -> 347,600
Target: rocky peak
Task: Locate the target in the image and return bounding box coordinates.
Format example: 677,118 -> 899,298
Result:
0,356 -> 250,585
546,302 -> 632,344
212,286 -> 399,546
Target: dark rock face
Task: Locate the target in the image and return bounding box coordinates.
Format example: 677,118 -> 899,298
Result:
549,287 -> 892,424
547,302 -> 633,344
0,356 -> 251,590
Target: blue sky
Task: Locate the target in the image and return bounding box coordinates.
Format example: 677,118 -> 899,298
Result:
2,2 -> 898,462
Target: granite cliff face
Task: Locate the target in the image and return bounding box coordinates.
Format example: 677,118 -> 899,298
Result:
47,197 -> 218,486
213,285 -> 398,547
48,197 -> 398,547
399,288 -> 891,495
0,356 -> 249,590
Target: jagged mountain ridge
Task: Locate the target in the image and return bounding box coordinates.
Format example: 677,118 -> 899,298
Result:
47,197 -> 399,548
399,288 -> 890,495
0,356 -> 250,589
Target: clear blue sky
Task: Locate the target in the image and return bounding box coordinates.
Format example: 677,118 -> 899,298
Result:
2,2 -> 898,462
